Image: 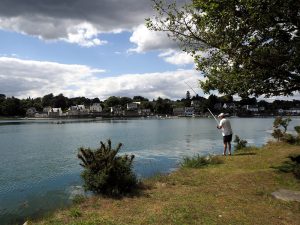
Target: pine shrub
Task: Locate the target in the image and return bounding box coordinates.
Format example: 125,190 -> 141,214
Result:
77,139 -> 137,196
234,135 -> 247,151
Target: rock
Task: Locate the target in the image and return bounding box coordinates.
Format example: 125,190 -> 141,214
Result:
271,189 -> 300,202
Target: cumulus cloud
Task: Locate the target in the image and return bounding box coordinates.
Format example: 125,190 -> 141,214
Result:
129,24 -> 195,66
0,0 -> 155,46
0,57 -> 204,100
129,24 -> 177,53
159,50 -> 195,66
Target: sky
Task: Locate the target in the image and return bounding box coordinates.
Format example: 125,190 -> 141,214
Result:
0,0 -> 298,101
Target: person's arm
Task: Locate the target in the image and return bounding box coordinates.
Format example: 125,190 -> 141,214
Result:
217,120 -> 223,129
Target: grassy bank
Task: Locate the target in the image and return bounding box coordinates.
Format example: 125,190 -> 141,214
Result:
33,142 -> 300,225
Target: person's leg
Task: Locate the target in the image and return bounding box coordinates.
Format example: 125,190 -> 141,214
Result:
228,142 -> 231,155
223,142 -> 227,155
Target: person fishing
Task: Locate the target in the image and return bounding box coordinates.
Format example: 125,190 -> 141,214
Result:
217,113 -> 233,156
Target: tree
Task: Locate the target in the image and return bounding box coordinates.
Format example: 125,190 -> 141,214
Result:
120,97 -> 133,107
104,96 -> 120,108
92,97 -> 101,103
42,93 -> 54,107
147,0 -> 300,97
186,91 -> 191,100
53,94 -> 68,110
154,97 -> 173,114
133,96 -> 149,102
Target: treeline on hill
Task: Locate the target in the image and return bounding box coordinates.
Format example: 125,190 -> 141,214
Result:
0,92 -> 299,117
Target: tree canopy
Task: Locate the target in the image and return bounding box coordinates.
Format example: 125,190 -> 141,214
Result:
147,0 -> 300,97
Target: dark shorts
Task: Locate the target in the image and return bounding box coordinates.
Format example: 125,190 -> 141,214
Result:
223,134 -> 232,143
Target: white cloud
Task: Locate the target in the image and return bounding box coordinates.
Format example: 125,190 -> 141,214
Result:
0,57 -> 204,100
129,24 -> 177,53
64,23 -> 107,47
159,50 -> 195,66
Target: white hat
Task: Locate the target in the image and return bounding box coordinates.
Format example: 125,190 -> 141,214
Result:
218,113 -> 225,118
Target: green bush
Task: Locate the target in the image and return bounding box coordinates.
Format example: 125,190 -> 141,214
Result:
295,126 -> 300,135
234,135 -> 247,151
275,154 -> 300,180
281,133 -> 297,144
77,139 -> 137,196
290,155 -> 300,179
181,154 -> 223,168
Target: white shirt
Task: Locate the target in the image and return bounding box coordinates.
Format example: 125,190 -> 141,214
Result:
219,118 -> 232,136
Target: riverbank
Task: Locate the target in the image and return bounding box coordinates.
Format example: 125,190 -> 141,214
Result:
30,142 -> 300,225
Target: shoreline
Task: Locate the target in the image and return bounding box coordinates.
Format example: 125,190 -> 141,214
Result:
29,142 -> 300,225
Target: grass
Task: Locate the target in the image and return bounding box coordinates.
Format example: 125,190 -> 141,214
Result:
30,142 -> 300,225
180,154 -> 223,168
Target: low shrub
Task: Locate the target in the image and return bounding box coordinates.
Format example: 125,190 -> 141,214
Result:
77,139 -> 137,196
281,133 -> 297,144
181,154 -> 223,168
275,154 -> 300,180
234,135 -> 247,151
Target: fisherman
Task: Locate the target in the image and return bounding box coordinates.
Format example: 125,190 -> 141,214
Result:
217,113 -> 233,156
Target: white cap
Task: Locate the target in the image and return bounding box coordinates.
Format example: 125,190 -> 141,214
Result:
218,113 -> 225,118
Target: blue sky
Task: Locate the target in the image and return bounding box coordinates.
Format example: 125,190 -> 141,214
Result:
0,0 -> 298,101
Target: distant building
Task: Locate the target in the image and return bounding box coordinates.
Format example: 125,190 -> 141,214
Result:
90,103 -> 102,112
48,108 -> 63,117
127,102 -> 140,110
223,103 -> 236,109
243,105 -> 259,112
138,109 -> 151,116
110,106 -> 124,116
173,107 -> 185,116
68,105 -> 88,116
26,107 -> 37,117
184,107 -> 194,116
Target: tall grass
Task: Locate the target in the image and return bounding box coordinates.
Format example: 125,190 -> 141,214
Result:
180,154 -> 223,168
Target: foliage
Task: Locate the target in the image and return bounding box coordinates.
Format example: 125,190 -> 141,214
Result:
295,126 -> 300,135
77,139 -> 137,196
69,208 -> 82,218
273,116 -> 291,133
181,154 -> 223,168
234,135 -> 248,150
147,0 -> 300,97
72,194 -> 86,204
272,116 -> 291,141
275,154 -> 300,179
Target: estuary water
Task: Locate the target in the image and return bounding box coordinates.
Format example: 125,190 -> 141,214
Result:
0,117 -> 299,224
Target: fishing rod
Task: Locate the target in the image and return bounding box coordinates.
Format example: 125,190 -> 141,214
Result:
207,108 -> 219,125
184,81 -> 198,96
184,81 -> 219,125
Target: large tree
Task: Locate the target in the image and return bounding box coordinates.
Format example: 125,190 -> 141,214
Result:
147,0 -> 300,97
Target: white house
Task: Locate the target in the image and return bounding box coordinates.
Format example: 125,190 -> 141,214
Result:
184,107 -> 194,116
90,103 -> 102,112
127,102 -> 140,110
68,105 -> 88,116
48,108 -> 63,117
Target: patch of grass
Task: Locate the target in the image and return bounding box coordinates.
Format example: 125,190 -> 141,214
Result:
180,154 -> 223,168
72,195 -> 86,204
69,208 -> 82,218
234,146 -> 260,155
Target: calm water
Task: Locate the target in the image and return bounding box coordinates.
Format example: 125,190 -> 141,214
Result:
0,117 -> 299,224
